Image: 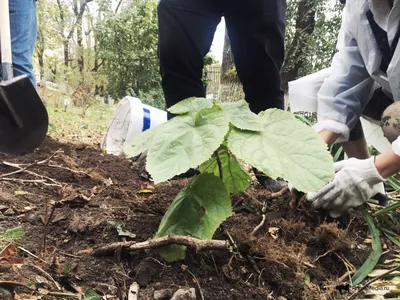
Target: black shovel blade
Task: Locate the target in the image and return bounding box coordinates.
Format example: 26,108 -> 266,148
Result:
0,75 -> 48,154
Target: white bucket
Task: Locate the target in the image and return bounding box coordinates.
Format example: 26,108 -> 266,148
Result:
101,96 -> 167,156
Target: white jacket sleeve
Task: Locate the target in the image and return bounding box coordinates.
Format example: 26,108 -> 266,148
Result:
314,3 -> 375,142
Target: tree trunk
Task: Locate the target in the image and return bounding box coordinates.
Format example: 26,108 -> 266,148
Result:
77,19 -> 84,73
220,27 -> 237,84
281,0 -> 317,91
63,39 -> 69,66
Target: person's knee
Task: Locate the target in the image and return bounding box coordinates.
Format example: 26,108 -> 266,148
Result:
381,102 -> 400,142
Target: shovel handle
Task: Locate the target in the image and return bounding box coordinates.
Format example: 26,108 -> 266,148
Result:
0,0 -> 13,65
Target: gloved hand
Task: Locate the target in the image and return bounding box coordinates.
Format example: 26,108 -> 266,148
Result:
306,157 -> 386,218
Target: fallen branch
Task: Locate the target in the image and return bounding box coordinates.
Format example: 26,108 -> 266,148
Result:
348,265 -> 400,300
77,235 -> 230,256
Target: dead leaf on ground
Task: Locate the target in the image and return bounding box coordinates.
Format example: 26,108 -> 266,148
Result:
15,206 -> 37,213
14,190 -> 30,196
0,245 -> 24,264
107,220 -> 136,238
58,192 -> 92,207
92,186 -> 105,194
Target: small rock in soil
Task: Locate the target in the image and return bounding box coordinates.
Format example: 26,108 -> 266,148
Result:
154,288 -> 173,300
23,213 -> 38,224
170,288 -> 196,300
133,260 -> 162,287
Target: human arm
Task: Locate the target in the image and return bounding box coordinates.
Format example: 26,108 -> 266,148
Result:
314,1 -> 375,143
307,139 -> 400,217
375,137 -> 400,178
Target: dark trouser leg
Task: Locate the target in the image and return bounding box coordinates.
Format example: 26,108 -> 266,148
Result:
157,0 -> 221,119
224,0 -> 286,113
222,0 -> 286,190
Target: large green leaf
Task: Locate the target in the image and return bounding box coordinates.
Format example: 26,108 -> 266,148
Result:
200,148 -> 250,194
123,124 -> 162,158
168,97 -> 213,115
147,106 -> 229,183
220,100 -> 263,131
154,173 -> 231,262
227,109 -> 334,192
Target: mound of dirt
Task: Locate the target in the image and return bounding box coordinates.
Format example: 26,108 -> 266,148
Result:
0,137 -> 371,299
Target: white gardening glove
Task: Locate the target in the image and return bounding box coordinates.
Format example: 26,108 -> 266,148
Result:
306,157 -> 385,218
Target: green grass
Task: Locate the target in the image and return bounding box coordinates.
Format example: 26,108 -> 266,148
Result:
0,227 -> 24,249
46,103 -> 115,144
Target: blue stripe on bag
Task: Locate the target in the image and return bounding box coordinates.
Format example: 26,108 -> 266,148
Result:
142,108 -> 151,131
132,107 -> 151,162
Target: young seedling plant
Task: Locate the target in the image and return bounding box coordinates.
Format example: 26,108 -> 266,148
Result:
124,97 -> 334,262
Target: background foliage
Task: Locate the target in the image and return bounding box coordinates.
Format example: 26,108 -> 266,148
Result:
34,0 -> 343,107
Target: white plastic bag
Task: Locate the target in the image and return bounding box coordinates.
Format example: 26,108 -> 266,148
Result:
101,96 -> 167,156
287,69 -> 391,153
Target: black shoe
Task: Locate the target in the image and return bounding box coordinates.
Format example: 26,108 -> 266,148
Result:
253,168 -> 287,192
172,168 -> 200,180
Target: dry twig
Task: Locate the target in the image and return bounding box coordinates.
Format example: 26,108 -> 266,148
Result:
187,269 -> 205,300
77,235 -> 230,256
0,149 -> 63,187
17,246 -> 49,264
31,265 -> 61,291
251,214 -> 267,237
47,292 -> 80,298
0,177 -> 59,186
47,164 -> 93,178
42,205 -> 56,253
265,186 -> 289,200
243,191 -> 263,209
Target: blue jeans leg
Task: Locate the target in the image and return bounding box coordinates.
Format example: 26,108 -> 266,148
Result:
9,0 -> 37,88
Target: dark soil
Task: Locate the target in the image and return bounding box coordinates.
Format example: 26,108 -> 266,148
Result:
0,137 -> 379,299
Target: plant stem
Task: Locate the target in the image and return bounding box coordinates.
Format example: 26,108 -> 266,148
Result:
214,151 -> 223,180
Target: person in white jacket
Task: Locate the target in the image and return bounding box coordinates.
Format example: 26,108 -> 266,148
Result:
307,0 -> 400,217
